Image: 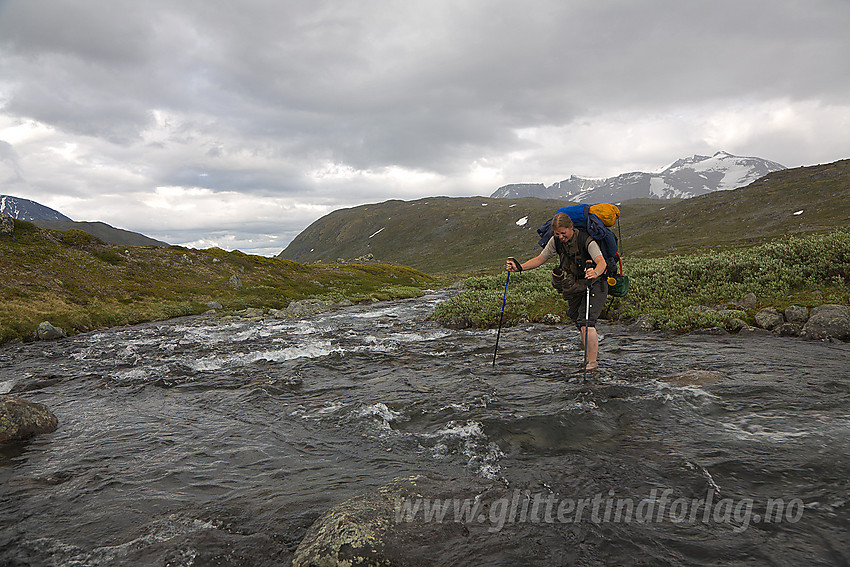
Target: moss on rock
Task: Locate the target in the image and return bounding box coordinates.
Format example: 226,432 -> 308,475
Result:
0,395 -> 59,444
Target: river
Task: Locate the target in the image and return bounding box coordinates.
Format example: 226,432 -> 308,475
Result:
1,290 -> 848,566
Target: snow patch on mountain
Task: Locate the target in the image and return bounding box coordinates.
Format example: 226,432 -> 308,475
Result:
490,152 -> 786,202
649,177 -> 673,198
0,194 -> 72,221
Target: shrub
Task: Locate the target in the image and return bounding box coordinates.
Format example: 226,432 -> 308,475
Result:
432,228 -> 850,331
91,249 -> 125,265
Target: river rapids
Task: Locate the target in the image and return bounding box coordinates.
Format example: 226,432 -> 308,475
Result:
1,290 -> 848,566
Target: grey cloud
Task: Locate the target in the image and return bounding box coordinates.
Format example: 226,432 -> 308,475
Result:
6,0 -> 847,161
0,140 -> 24,183
0,0 -> 848,253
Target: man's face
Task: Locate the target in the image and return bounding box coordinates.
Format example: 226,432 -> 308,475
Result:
554,227 -> 573,242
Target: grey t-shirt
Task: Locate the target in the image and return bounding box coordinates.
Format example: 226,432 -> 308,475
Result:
541,236 -> 602,262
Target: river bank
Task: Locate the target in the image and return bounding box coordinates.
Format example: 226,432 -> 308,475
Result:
0,219 -> 442,345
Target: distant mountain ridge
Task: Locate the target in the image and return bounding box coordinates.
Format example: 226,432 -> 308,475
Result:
31,220 -> 169,247
1,194 -> 72,221
280,159 -> 849,273
491,151 -> 787,202
1,194 -> 167,247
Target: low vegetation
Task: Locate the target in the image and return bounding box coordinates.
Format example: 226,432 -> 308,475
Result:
0,220 -> 442,344
431,229 -> 850,332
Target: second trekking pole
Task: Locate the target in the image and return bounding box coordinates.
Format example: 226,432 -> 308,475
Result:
582,260 -> 593,383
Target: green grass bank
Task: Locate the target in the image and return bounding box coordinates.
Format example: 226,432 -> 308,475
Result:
431,228 -> 850,332
1,220 -> 441,344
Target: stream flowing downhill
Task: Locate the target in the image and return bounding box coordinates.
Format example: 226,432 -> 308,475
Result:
1,289 -> 849,566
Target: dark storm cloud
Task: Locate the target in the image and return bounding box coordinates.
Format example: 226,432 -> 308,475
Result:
0,0 -> 848,253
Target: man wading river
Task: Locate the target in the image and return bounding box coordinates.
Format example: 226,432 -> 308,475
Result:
505,212 -> 608,371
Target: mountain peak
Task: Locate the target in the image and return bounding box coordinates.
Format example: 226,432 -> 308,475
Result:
0,195 -> 72,221
490,152 -> 787,202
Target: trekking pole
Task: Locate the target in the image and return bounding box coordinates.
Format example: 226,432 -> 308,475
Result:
493,257 -> 520,367
582,260 -> 593,382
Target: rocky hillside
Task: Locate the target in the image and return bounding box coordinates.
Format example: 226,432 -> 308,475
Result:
279,159 -> 850,273
0,194 -> 71,221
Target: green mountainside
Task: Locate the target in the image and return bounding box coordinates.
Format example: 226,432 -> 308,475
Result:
280,159 -> 850,273
30,220 -> 168,247
279,196 -> 569,274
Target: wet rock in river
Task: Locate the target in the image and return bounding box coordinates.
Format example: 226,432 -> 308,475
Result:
802,304 -> 850,341
689,326 -> 728,336
0,395 -> 59,444
292,471 -> 615,566
274,299 -> 345,318
239,307 -> 265,319
539,313 -> 561,324
738,324 -> 771,336
627,314 -> 656,333
35,321 -> 66,340
9,374 -> 64,394
774,322 -> 804,337
293,473 -> 510,567
662,370 -> 724,386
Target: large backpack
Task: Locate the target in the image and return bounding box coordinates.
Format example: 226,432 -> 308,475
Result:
536,203 -> 622,280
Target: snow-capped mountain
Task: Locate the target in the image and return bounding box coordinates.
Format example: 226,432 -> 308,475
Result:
491,152 -> 786,201
0,194 -> 72,221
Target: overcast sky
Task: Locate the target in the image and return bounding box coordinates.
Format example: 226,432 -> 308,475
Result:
1,0 -> 848,255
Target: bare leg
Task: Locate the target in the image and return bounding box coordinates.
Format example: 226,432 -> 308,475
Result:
579,326 -> 599,368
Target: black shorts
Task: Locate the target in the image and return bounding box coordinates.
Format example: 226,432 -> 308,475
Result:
565,278 -> 608,328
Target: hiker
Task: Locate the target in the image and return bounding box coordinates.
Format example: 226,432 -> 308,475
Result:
506,212 -> 608,370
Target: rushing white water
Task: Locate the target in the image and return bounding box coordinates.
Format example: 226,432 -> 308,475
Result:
1,290 -> 849,566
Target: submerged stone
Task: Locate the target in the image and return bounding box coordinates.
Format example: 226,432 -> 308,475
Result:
627,314 -> 656,333
661,370 -> 724,386
774,322 -> 804,337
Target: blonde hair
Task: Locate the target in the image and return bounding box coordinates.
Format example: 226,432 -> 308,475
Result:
552,212 -> 573,230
